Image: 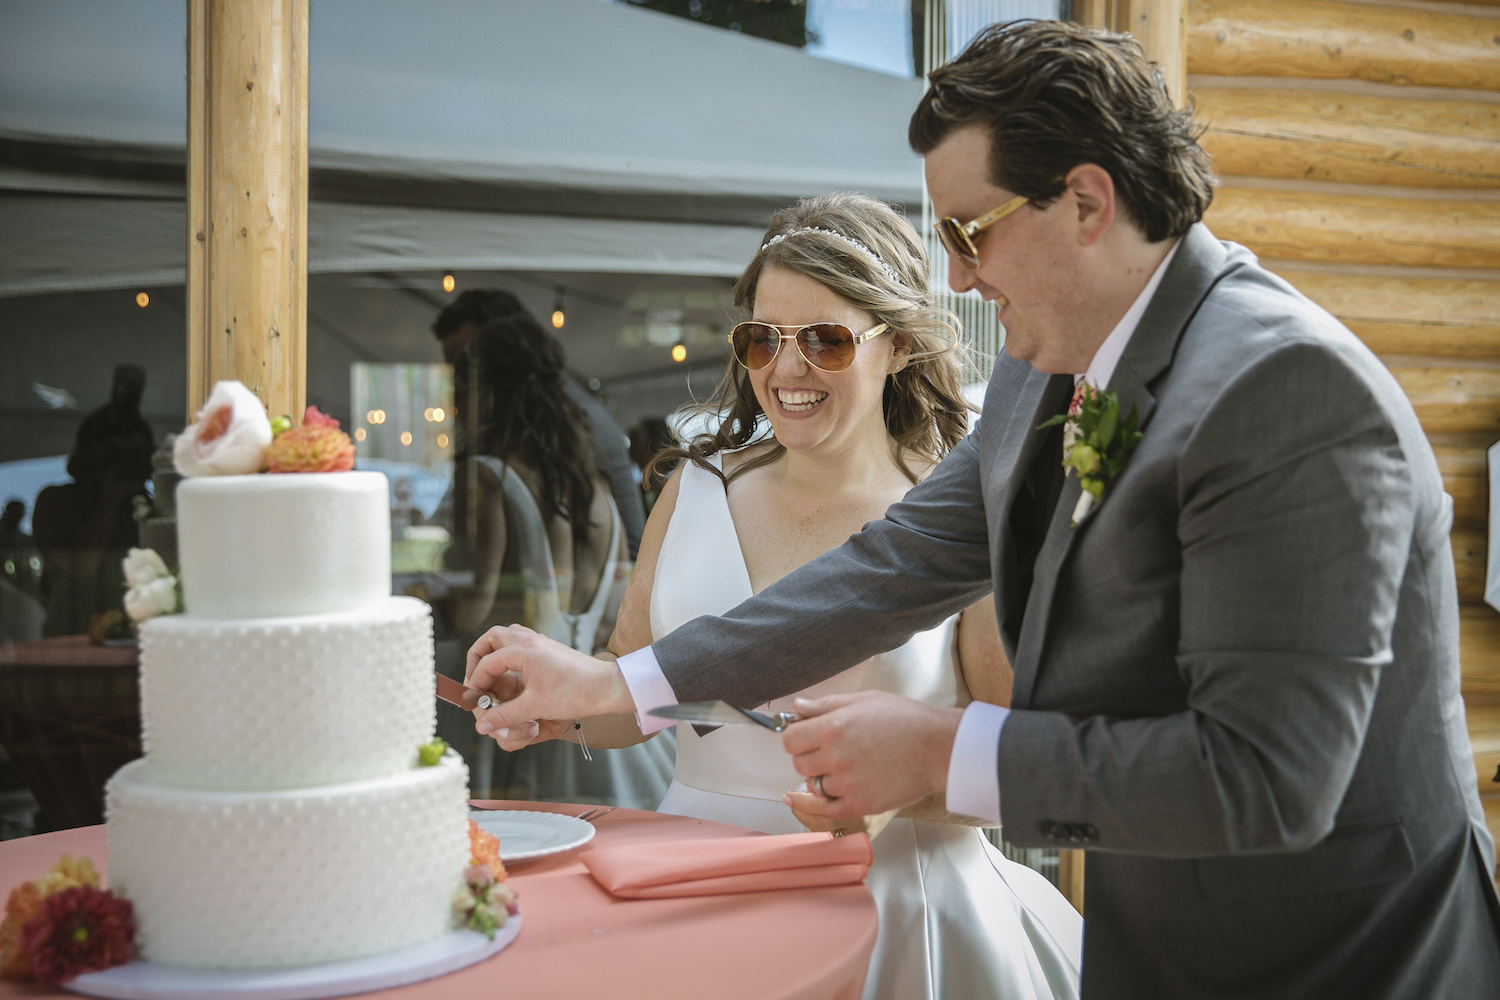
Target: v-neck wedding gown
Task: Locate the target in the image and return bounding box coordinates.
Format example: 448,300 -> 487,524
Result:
651,456 -> 1083,1000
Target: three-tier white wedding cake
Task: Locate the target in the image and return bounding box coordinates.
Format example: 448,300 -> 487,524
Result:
104,471 -> 470,968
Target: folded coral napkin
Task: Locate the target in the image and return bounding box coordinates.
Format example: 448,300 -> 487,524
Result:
582,831 -> 873,899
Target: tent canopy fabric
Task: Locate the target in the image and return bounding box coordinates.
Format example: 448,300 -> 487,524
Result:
0,0 -> 927,296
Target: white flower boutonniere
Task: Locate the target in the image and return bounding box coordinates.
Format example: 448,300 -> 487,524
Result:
1039,383 -> 1142,527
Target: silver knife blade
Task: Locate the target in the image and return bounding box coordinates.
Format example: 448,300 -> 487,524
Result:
435,671 -> 496,711
646,701 -> 798,732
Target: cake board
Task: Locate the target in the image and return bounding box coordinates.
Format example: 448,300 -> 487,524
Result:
64,916 -> 521,1000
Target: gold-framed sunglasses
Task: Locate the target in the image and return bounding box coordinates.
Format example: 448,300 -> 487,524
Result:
933,193 -> 1030,270
729,321 -> 890,373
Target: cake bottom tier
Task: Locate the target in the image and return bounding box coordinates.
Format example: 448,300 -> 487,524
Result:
105,755 -> 469,968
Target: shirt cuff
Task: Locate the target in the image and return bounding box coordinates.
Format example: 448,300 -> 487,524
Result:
616,645 -> 678,735
946,702 -> 1009,825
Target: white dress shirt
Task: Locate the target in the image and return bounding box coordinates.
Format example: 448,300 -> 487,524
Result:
620,239 -> 1182,822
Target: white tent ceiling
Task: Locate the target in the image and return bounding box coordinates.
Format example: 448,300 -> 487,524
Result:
0,0 -> 928,297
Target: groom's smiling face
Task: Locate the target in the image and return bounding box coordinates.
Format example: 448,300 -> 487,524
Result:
924,126 -> 1093,376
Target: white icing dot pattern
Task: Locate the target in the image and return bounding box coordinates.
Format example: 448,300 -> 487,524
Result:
139,598 -> 437,790
105,755 -> 470,968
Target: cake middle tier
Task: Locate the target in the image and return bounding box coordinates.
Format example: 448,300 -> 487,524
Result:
140,596 -> 438,790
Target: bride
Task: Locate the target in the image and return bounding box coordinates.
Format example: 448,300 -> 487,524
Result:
575,193 -> 1081,999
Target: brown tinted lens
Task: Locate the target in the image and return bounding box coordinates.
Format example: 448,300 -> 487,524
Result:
796,324 -> 857,372
732,322 -> 781,370
936,219 -> 978,267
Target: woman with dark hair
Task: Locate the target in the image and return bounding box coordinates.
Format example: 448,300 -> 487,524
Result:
448,312 -> 674,807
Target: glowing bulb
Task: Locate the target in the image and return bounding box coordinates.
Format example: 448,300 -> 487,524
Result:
437,433 -> 450,448
442,274 -> 456,293
551,310 -> 565,329
423,408 -> 433,422
432,407 -> 445,422
136,292 -> 149,307
672,344 -> 687,363
354,427 -> 366,442
400,431 -> 413,446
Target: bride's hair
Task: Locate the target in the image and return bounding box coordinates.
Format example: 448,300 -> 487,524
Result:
651,192 -> 975,487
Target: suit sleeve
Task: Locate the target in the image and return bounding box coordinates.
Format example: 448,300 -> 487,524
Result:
653,432 -> 996,706
997,341 -> 1418,857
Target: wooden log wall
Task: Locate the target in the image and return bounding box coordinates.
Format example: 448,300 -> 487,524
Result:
1188,0 -> 1500,878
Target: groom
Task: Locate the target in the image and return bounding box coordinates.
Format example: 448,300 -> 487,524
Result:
468,21 -> 1500,997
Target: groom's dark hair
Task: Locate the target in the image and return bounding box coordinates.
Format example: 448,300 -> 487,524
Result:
909,19 -> 1214,243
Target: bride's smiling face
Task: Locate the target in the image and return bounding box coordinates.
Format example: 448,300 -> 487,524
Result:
748,266 -> 907,456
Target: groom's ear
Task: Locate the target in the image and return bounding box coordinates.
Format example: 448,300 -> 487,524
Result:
1065,164 -> 1116,247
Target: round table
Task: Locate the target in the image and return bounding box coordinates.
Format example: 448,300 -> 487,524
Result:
0,801 -> 878,1000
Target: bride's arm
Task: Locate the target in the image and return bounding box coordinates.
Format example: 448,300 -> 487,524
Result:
563,467 -> 684,750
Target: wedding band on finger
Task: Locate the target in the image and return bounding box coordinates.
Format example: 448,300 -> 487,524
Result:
814,774 -> 831,798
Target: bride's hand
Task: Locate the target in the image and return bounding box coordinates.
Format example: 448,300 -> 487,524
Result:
783,785 -> 897,841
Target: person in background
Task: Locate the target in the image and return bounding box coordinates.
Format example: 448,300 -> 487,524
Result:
432,290 -> 646,559
627,417 -> 675,512
31,365 -> 153,636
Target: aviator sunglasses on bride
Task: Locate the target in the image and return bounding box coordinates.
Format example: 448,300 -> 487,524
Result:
729,321 -> 890,374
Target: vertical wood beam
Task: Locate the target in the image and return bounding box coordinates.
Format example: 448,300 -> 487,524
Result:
1073,0 -> 1187,108
186,0 -> 308,422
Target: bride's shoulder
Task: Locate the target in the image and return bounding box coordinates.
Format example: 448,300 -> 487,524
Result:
720,441 -> 778,478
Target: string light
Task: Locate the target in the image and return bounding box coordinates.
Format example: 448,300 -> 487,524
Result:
442,274 -> 456,293
366,409 -> 386,424
551,288 -> 566,329
437,433 -> 450,448
400,431 -> 413,446
672,344 -> 687,363
136,292 -> 149,307
354,427 -> 366,442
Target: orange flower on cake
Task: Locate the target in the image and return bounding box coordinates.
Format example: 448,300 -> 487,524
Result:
265,406 -> 356,473
173,380 -> 274,477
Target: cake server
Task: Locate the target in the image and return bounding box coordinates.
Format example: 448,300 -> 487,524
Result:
435,671 -> 497,711
646,701 -> 799,732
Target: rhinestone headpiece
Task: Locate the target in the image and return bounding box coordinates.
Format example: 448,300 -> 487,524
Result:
759,227 -> 900,285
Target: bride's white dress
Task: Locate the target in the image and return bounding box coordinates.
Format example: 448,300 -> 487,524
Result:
652,456 -> 1083,1000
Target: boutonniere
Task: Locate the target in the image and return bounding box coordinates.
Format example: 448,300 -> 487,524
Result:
1039,383 -> 1142,527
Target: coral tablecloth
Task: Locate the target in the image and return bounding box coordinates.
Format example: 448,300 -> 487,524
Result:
0,801 -> 878,1000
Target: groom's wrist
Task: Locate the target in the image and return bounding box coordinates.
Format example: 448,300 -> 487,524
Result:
614,645 -> 678,733
927,705 -> 965,795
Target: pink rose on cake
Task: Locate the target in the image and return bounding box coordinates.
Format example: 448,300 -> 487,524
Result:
173,380 -> 274,477
265,406 -> 356,473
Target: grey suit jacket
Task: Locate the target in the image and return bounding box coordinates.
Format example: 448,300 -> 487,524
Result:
651,225 -> 1500,998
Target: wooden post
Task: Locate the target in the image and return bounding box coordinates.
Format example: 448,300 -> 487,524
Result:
1073,0 -> 1187,108
186,0 -> 308,422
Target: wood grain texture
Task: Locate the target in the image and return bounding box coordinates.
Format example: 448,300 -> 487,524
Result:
1268,268 -> 1500,359
1383,360 -> 1500,436
1205,186 -> 1500,270
1453,527 -> 1490,604
1194,87 -> 1500,188
1470,704 -> 1500,799
186,0 -> 308,421
1057,849 -> 1085,915
1431,441 -> 1492,528
1462,605 -> 1500,708
1188,0 -> 1500,91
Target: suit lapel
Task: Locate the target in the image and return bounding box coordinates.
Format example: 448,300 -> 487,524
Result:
1010,224 -> 1233,707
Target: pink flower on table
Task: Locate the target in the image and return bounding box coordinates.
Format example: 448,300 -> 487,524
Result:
173,380 -> 273,477
19,886 -> 134,985
265,406 -> 356,473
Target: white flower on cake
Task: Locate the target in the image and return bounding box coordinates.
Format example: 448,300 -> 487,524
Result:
122,547 -> 170,589
173,380 -> 273,477
124,576 -> 178,623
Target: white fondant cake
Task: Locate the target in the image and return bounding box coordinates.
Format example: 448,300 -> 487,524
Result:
106,471 -> 471,970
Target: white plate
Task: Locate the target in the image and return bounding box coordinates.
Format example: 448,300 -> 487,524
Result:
66,917 -> 521,1000
469,808 -> 595,863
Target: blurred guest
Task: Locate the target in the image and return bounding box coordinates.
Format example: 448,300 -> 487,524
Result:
32,366 -> 154,636
432,290 -> 645,558
0,499 -> 45,641
446,313 -> 673,807
627,417 -> 676,512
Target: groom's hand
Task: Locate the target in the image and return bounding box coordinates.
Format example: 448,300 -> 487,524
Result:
781,691 -> 962,820
465,625 -> 636,750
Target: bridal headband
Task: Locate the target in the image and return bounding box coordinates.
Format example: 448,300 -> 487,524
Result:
760,227 -> 901,285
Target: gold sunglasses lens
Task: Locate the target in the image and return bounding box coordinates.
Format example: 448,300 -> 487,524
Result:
935,219 -> 979,268
796,324 -> 857,372
732,322 -> 781,370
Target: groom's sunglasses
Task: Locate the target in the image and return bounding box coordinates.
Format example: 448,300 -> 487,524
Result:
729,321 -> 890,374
933,193 -> 1030,270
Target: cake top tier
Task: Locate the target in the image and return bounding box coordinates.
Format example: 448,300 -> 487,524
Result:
176,472 -> 391,619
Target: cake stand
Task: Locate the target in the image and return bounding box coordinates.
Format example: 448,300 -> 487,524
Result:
64,916 -> 521,1000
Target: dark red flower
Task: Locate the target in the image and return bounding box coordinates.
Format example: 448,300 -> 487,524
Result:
20,887 -> 134,985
